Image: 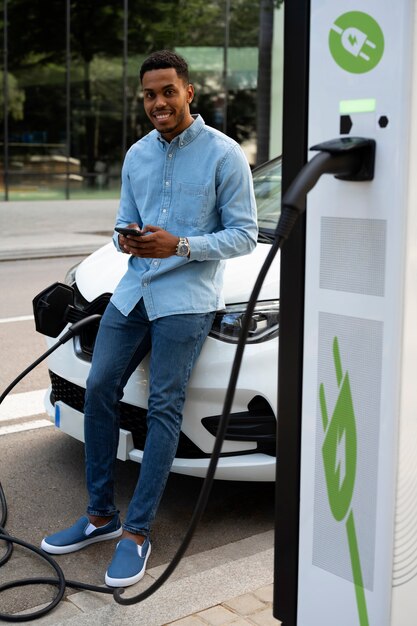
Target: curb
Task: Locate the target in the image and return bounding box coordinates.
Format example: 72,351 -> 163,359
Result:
0,246 -> 104,262
13,531 -> 275,626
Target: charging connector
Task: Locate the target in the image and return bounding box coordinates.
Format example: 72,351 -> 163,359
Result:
276,137 -> 375,242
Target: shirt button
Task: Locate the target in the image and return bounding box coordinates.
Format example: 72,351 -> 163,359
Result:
165,181 -> 170,186
162,209 -> 167,213
153,260 -> 158,266
168,153 -> 173,158
143,282 -> 148,287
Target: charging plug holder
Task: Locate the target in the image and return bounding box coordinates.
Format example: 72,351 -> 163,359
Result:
310,137 -> 376,181
275,136 -> 376,242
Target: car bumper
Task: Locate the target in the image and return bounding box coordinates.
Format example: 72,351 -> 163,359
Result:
44,328 -> 278,482
46,395 -> 277,482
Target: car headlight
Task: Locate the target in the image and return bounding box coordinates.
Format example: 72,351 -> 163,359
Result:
64,262 -> 80,287
209,300 -> 279,344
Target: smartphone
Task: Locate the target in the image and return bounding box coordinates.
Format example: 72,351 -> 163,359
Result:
115,227 -> 143,236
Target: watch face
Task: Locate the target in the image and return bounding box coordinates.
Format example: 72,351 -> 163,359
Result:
178,243 -> 188,256
176,238 -> 189,256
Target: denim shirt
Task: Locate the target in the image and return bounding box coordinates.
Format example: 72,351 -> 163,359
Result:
111,115 -> 258,320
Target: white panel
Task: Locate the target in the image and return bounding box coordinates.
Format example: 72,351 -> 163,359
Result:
390,2 -> 417,624
298,2 -> 415,625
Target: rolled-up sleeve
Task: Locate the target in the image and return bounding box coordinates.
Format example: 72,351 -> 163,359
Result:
188,145 -> 258,262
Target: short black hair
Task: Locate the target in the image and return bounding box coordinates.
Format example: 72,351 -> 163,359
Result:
140,50 -> 190,84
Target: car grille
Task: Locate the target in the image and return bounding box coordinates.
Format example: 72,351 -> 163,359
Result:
49,372 -> 274,459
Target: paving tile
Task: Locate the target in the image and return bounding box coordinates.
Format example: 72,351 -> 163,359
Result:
253,584 -> 273,604
249,607 -> 281,626
13,600 -> 83,625
197,604 -> 240,625
68,590 -> 114,611
167,615 -> 208,626
223,592 -> 266,616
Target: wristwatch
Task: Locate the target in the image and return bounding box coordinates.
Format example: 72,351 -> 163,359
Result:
175,237 -> 190,257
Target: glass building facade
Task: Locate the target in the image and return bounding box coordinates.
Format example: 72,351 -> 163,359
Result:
1,0 -> 280,201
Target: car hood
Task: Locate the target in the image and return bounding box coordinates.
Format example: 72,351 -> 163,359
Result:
75,242 -> 280,304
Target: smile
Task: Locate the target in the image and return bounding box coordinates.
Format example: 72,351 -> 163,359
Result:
154,112 -> 172,120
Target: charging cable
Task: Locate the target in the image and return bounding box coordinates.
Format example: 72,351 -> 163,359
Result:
0,137 -> 374,621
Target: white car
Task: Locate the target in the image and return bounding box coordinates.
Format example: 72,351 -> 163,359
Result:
35,157 -> 282,481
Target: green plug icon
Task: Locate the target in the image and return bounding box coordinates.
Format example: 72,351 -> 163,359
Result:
319,337 -> 369,626
320,337 -> 357,521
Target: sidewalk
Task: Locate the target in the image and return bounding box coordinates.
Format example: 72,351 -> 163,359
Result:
14,531 -> 280,626
0,200 -> 281,625
0,199 -> 119,261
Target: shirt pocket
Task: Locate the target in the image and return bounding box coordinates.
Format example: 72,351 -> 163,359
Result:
174,182 -> 209,228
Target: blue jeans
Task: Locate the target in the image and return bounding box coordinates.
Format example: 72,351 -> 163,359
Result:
84,299 -> 215,537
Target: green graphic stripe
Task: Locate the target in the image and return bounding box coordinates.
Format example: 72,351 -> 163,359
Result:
319,383 -> 329,430
333,337 -> 343,386
346,511 -> 370,626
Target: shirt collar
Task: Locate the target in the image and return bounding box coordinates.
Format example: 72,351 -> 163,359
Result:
157,114 -> 204,148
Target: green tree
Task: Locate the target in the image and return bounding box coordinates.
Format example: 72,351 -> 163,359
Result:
0,71 -> 25,121
4,0 -> 270,178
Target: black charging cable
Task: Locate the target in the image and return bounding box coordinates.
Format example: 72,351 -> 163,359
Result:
0,138 -> 373,621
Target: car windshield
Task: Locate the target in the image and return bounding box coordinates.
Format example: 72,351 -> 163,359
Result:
253,157 -> 282,236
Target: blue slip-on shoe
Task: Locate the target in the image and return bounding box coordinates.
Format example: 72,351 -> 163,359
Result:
40,514 -> 122,555
105,537 -> 152,587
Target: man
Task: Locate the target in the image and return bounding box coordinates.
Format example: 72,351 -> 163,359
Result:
41,50 -> 257,587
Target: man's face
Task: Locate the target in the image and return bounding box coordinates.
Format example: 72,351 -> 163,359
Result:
142,68 -> 194,142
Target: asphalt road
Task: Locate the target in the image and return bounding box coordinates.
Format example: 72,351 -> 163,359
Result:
0,256 -> 275,617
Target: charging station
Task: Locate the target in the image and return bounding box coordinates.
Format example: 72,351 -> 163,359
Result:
274,1 -> 417,625
3,2 -> 417,623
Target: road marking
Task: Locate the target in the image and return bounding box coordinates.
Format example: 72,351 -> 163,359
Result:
0,315 -> 34,324
0,389 -> 47,422
0,419 -> 52,436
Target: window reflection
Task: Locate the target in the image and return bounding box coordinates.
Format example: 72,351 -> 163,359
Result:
1,0 -> 282,201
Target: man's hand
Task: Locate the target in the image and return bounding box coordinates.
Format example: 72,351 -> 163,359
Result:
118,224 -> 179,258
